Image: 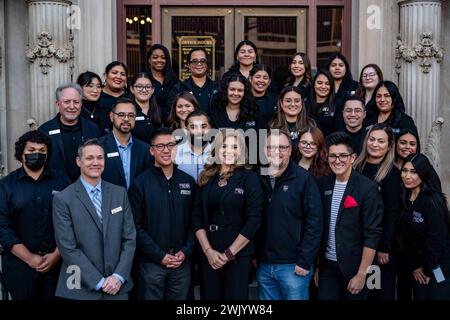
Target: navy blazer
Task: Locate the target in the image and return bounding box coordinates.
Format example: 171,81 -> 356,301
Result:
39,115 -> 101,180
99,132 -> 152,189
318,169 -> 383,279
193,168 -> 263,257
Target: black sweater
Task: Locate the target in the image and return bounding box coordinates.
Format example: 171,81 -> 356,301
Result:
258,161 -> 323,269
398,190 -> 450,277
361,163 -> 402,253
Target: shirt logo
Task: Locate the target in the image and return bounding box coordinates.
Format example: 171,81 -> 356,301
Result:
51,190 -> 60,195
246,121 -> 256,127
234,187 -> 244,195
413,211 -> 424,224
179,183 -> 191,189
324,190 -> 333,196
283,185 -> 289,192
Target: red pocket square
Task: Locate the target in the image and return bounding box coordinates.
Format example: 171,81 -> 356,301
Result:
344,195 -> 358,208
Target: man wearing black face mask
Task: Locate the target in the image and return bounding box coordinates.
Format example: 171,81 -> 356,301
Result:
174,110 -> 212,182
0,131 -> 71,300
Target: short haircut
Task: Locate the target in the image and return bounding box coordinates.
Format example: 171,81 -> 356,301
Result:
150,127 -> 174,145
185,110 -> 211,126
325,131 -> 354,154
344,95 -> 365,107
76,71 -> 102,88
14,130 -> 52,162
111,97 -> 136,113
266,128 -> 292,145
186,48 -> 209,65
55,83 -> 83,101
77,138 -> 104,158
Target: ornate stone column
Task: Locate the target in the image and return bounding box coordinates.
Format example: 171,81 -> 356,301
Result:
25,0 -> 74,127
396,0 -> 444,142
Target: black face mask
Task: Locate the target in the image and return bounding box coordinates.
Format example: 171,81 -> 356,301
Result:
190,135 -> 209,148
24,153 -> 47,171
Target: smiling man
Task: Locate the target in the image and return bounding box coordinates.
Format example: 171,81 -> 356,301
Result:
99,97 -> 152,189
52,139 -> 136,300
343,96 -> 367,155
39,83 -> 101,181
128,127 -> 197,300
167,48 -> 219,113
316,132 -> 383,300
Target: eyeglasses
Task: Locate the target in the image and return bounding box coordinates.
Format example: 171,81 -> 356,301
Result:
362,72 -> 377,79
151,142 -> 177,151
133,85 -> 153,91
266,145 -> 291,152
299,140 -> 318,149
343,108 -> 364,114
113,112 -> 136,120
328,153 -> 352,162
190,59 -> 208,65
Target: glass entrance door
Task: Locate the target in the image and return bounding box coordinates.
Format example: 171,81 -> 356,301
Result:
162,7 -> 307,82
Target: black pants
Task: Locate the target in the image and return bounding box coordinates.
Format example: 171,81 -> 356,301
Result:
137,260 -> 191,300
317,258 -> 368,300
413,272 -> 450,300
396,251 -> 414,300
2,252 -> 59,300
200,254 -> 251,300
368,254 -> 397,300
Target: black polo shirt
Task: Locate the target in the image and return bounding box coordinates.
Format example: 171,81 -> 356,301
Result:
0,167 -> 71,253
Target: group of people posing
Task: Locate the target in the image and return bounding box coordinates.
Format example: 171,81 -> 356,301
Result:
1,40 -> 449,301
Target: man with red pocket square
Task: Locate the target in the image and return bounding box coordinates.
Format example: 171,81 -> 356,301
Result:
315,132 -> 383,300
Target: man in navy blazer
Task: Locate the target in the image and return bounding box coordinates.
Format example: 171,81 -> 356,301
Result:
39,83 -> 101,182
99,97 -> 152,189
316,132 -> 383,300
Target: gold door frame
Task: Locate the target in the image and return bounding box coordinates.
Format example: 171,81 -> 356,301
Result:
161,7 -> 235,71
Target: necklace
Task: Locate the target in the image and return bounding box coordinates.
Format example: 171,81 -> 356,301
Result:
84,106 -> 96,119
218,172 -> 228,187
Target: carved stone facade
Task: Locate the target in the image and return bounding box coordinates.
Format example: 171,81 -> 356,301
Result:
396,32 -> 444,74
26,31 -> 74,75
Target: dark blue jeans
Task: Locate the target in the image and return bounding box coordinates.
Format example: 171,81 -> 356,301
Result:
256,262 -> 313,300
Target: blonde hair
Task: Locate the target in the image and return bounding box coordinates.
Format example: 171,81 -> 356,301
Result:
198,128 -> 249,187
354,123 -> 395,183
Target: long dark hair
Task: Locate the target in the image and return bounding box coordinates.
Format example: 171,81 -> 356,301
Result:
167,91 -> 200,131
146,44 -> 177,85
395,128 -> 421,161
228,40 -> 260,72
401,154 -> 449,222
325,53 -> 354,92
309,69 -> 336,116
373,80 -> 406,124
295,126 -> 330,178
213,74 -> 258,123
285,52 -> 312,87
131,72 -> 162,126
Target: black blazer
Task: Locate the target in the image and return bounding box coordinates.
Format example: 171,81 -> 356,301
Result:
193,168 -> 263,257
98,132 -> 152,189
39,115 -> 101,180
318,169 -> 383,279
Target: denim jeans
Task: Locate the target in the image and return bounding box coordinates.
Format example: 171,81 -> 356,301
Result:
256,262 -> 313,300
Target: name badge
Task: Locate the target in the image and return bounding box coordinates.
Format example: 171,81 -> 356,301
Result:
324,190 -> 332,196
180,190 -> 191,195
135,116 -> 145,121
107,152 -> 119,158
234,188 -> 244,195
49,129 -> 61,135
111,206 -> 123,214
